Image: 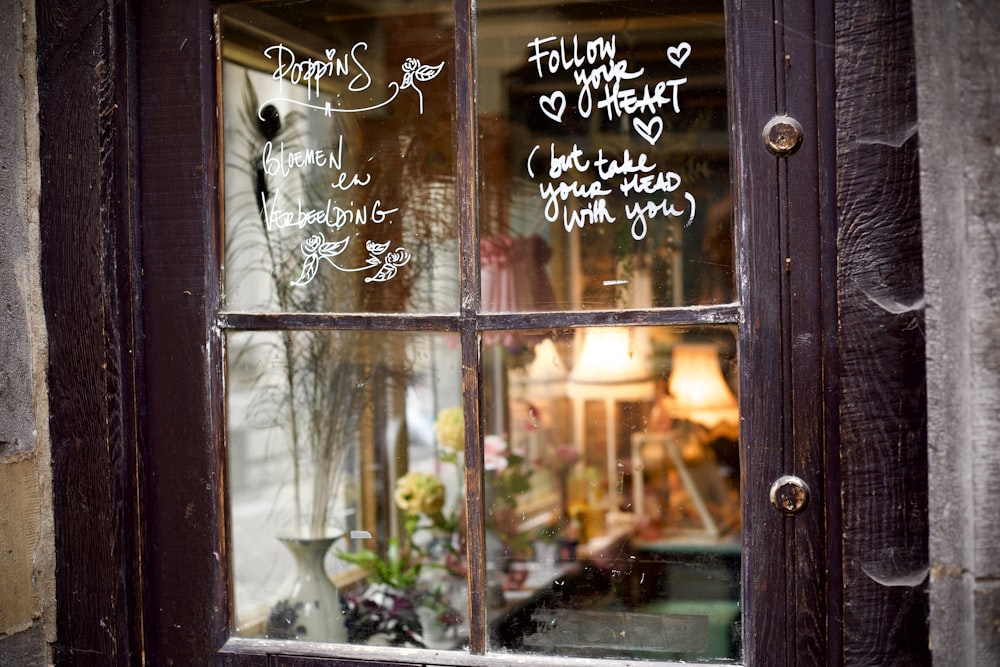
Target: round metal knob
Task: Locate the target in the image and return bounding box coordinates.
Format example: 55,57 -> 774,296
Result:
770,475 -> 810,515
763,115 -> 803,156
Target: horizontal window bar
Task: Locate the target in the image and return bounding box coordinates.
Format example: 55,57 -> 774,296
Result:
218,304 -> 740,332
474,305 -> 741,330
217,312 -> 461,331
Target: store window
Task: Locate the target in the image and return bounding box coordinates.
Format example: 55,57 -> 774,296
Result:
218,0 -> 741,662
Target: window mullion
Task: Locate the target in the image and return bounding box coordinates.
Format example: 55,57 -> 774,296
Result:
454,0 -> 487,655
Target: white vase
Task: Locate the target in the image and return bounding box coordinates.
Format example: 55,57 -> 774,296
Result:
265,536 -> 347,642
417,605 -> 455,649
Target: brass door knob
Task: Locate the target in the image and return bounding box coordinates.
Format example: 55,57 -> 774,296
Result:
770,475 -> 810,515
763,115 -> 803,156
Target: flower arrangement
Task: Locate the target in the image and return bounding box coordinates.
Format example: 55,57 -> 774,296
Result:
337,467 -> 462,645
431,406 -> 540,556
393,470 -> 458,540
394,471 -> 446,518
433,406 -> 465,460
337,406 -> 554,642
483,434 -> 535,557
341,580 -> 423,646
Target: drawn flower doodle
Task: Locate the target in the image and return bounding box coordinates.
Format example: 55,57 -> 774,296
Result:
365,245 -> 412,284
366,239 -> 391,258
399,58 -> 444,114
290,233 -> 412,286
291,233 -> 349,286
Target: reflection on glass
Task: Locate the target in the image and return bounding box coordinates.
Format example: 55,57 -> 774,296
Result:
477,1 -> 732,311
227,329 -> 468,648
480,326 -> 740,661
219,0 -> 741,660
219,1 -> 458,313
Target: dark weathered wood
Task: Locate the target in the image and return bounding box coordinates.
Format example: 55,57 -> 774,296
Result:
728,0 -> 788,665
31,0 -> 927,666
218,652 -> 268,667
835,0 -> 929,664
219,313 -> 462,331
453,0 -> 490,656
218,305 -> 740,333
135,0 -> 230,663
815,0 -> 846,661
731,0 -> 842,663
37,0 -> 143,664
780,0 -> 837,664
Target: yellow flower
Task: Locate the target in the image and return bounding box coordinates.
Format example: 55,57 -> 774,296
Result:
393,471 -> 446,516
433,406 -> 465,451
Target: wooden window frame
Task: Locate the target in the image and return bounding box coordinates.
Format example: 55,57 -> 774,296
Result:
37,0 -> 930,665
212,1 -> 750,661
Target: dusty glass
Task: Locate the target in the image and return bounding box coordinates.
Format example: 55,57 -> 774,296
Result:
218,0 -> 740,661
227,329 -> 468,647
220,1 -> 459,314
481,325 -> 740,661
477,0 -> 732,311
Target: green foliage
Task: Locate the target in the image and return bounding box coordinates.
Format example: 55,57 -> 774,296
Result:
338,537 -> 423,591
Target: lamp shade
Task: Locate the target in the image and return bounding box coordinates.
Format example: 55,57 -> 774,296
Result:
521,338 -> 568,398
667,344 -> 738,428
568,328 -> 655,400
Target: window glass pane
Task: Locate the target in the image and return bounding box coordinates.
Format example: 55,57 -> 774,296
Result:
481,326 -> 740,661
227,329 -> 470,649
477,1 -> 732,311
219,1 -> 458,314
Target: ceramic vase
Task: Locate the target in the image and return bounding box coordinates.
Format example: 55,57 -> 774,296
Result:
265,536 -> 347,642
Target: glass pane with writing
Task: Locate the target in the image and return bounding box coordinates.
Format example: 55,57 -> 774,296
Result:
226,329 -> 471,648
219,1 -> 458,314
477,1 -> 732,312
480,325 -> 740,661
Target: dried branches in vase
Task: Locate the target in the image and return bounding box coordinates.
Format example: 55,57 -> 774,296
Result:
227,76 -> 406,539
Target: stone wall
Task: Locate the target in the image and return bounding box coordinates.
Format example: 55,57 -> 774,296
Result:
0,0 -> 55,665
914,1 -> 1000,665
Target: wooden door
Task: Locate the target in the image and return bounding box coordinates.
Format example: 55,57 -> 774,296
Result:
37,0 -> 929,665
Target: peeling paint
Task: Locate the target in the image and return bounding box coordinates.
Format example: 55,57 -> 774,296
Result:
861,563 -> 929,587
856,121 -> 918,148
862,287 -> 926,314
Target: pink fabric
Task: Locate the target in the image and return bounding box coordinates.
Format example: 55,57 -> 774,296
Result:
480,234 -> 557,346
480,234 -> 556,313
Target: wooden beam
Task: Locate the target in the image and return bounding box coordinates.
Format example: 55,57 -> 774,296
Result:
835,0 -> 929,663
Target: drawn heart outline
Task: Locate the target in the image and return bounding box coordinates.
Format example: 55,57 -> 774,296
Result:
667,42 -> 691,68
633,116 -> 664,145
539,92 -> 567,124
325,48 -> 337,61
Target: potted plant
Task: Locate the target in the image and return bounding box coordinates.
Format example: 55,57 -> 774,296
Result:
338,471 -> 463,647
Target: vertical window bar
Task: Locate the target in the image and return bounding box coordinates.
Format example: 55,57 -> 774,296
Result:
461,327 -> 486,654
454,0 -> 487,654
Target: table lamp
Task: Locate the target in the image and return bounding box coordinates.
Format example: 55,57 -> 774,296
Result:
632,343 -> 738,539
668,343 -> 738,434
567,327 -> 656,510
